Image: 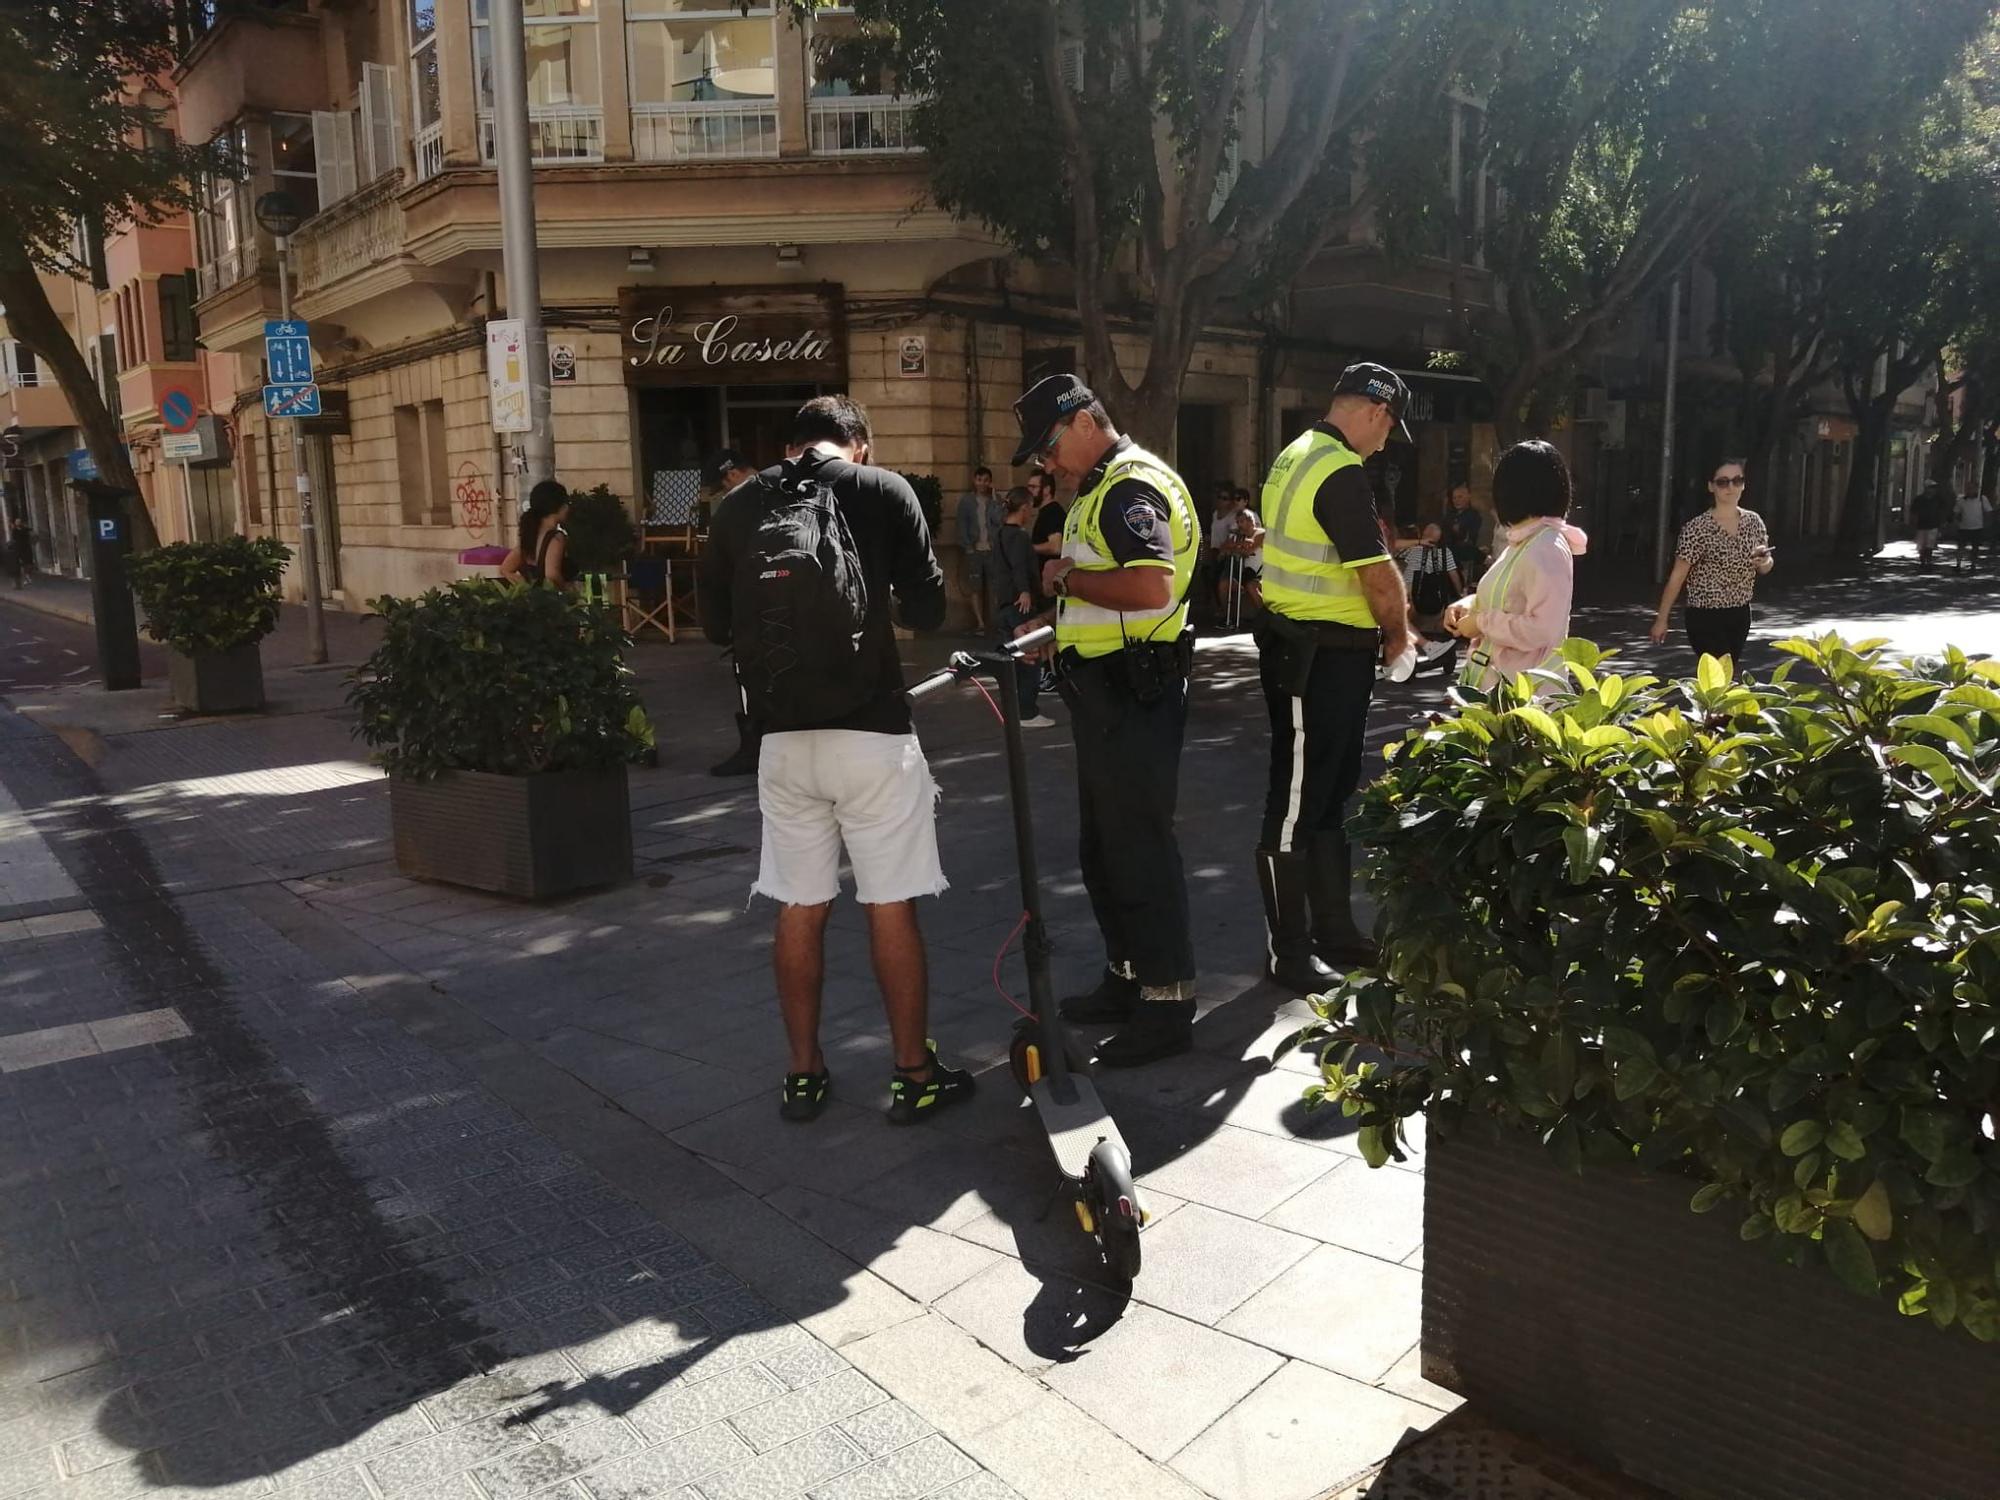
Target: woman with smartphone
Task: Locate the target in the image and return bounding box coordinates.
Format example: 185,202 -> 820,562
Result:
1649,458 -> 1773,669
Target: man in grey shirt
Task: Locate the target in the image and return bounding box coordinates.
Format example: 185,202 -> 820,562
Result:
953,465 -> 1003,631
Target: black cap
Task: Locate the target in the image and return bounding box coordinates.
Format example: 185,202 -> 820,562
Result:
1332,362 -> 1414,442
1011,374 -> 1099,466
705,449 -> 751,488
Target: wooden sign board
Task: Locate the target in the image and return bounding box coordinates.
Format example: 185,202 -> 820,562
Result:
619,285 -> 847,389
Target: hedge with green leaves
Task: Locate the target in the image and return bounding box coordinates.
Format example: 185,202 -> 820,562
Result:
127,536 -> 290,655
1289,637 -> 2000,1340
349,579 -> 654,780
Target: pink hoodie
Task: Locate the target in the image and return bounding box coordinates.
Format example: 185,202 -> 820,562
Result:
1455,517 -> 1588,693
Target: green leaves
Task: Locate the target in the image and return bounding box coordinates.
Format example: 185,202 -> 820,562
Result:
349,580 -> 654,780
128,537 -> 292,656
1284,632 -> 2000,1342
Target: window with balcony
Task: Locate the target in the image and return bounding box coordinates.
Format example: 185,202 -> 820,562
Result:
473,0 -> 603,164
194,128 -> 257,299
628,3 -> 778,162
409,0 -> 444,180
160,274 -> 198,363
0,342 -> 39,390
808,11 -> 916,156
271,113 -> 324,219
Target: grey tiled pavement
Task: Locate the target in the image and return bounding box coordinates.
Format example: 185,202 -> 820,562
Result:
2,558 -> 1994,1500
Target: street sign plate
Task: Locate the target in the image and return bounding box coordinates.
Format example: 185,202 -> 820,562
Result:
68,448 -> 99,481
159,386 -> 199,435
264,383 -> 323,418
162,430 -> 205,461
264,321 -> 313,385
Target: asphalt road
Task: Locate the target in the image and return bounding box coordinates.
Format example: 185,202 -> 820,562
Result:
0,593 -> 163,691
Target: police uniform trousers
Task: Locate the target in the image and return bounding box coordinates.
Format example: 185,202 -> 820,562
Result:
1056,648 -> 1196,988
1255,620 -> 1377,853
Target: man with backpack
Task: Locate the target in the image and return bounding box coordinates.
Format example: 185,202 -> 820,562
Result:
698,395 -> 971,1127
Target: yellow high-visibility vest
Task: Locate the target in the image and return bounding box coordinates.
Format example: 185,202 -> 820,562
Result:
1056,444 -> 1199,659
1258,428 -> 1378,627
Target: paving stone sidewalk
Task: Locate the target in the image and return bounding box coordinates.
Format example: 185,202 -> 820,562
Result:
3,559 -> 1992,1500
0,705 -> 1015,1500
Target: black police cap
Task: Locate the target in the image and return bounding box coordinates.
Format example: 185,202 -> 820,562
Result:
1011,374 -> 1100,466
1331,362 -> 1415,443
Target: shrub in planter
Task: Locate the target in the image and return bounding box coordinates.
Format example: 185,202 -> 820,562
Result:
898,472 -> 944,541
1289,637 -> 2000,1340
349,579 -> 655,896
562,483 -> 641,576
127,536 -> 291,712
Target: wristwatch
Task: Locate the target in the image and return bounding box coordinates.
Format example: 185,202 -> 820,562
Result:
1050,561 -> 1077,598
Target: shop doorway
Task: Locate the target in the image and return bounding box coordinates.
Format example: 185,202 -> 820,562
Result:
303,432 -> 343,592
634,383 -> 821,524
1176,402 -> 1233,493
183,464 -> 238,541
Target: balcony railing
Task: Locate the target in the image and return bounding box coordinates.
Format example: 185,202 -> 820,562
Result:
477,106 -> 603,165
808,95 -> 920,156
414,120 -> 445,182
294,176 -> 408,296
196,242 -> 259,301
633,100 -> 780,163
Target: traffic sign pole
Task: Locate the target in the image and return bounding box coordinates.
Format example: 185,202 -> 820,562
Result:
275,238 -> 327,665
492,0 -> 554,490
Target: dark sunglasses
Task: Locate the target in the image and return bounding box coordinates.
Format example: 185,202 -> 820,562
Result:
1712,475 -> 1746,488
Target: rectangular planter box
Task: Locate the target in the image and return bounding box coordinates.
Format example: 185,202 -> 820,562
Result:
167,643 -> 264,714
1423,1119 -> 2000,1500
389,766 -> 633,900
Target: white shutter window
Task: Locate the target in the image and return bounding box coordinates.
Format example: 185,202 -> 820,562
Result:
1058,38 -> 1084,95
313,110 -> 360,206
1,341 -> 20,390
360,62 -> 400,183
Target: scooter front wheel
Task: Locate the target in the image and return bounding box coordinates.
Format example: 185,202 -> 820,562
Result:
1085,1139 -> 1143,1282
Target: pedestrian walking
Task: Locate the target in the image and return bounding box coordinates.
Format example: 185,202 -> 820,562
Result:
1444,480 -> 1485,583
1913,481 -> 1948,571
994,487 -> 1055,728
7,511 -> 34,588
498,479 -> 573,588
954,466 -> 1004,632
1649,458 -> 1773,668
1251,363 -> 1417,994
1445,441 -> 1587,693
1954,487 -> 1991,570
698,395 -> 972,1126
1010,374 -> 1202,1068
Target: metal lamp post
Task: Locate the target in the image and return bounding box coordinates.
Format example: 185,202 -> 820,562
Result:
254,190 -> 327,665
490,0 -> 554,487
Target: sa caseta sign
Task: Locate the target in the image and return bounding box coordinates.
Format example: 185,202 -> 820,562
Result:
619,286 -> 846,389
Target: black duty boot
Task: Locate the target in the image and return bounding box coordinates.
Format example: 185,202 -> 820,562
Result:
1307,834 -> 1380,970
1059,963 -> 1140,1024
1258,847 -> 1338,995
1096,986 -> 1196,1068
709,714 -> 760,777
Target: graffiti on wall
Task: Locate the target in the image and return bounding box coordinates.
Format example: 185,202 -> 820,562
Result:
455,461 -> 494,541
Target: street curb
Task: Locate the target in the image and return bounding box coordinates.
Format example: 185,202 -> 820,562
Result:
0,586 -> 93,627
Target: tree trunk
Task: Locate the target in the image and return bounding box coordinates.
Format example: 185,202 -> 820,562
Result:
1837,393 -> 1894,557
0,251 -> 159,550
1492,362 -> 1543,447
1929,374 -> 1991,487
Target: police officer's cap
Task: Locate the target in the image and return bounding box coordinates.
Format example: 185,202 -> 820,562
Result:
705,448 -> 752,488
1011,374 -> 1100,466
1331,362 -> 1415,443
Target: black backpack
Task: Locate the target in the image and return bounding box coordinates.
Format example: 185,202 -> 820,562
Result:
731,467 -> 875,726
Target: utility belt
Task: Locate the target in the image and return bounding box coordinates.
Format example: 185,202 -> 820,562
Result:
1255,611 -> 1380,696
1056,630 -> 1195,708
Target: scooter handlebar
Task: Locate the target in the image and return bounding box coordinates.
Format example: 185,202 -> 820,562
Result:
907,627 -> 1057,703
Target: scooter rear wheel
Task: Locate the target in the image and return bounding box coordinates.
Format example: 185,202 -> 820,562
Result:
1086,1140 -> 1143,1282
1008,1020 -> 1040,1093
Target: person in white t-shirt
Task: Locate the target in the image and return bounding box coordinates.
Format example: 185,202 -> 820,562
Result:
1955,488 -> 1991,570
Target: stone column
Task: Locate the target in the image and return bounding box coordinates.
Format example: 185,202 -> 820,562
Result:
776,6 -> 808,159
596,0 -> 632,162
439,0 -> 479,166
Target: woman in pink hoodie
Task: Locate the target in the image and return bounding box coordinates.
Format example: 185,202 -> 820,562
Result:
1443,441 -> 1588,693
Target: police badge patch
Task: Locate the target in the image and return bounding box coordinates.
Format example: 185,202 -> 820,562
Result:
1123,502 -> 1160,540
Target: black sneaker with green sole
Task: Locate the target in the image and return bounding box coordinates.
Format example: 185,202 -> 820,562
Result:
780,1069 -> 830,1123
886,1042 -> 975,1126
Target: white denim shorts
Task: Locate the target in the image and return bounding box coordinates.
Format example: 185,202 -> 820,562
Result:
752,729 -> 947,906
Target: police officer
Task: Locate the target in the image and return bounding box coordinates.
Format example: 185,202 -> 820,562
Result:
1010,375 -> 1202,1067
1254,363 -> 1415,991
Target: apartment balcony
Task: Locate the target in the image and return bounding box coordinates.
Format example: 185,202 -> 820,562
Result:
634,101 -> 780,163
174,4 -> 329,145
196,241 -> 263,303
806,96 -> 919,156
0,377 -> 76,435
294,175 -> 409,300
476,106 -> 604,166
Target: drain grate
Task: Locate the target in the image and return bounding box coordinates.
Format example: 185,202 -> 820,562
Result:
1327,1413 -> 1657,1500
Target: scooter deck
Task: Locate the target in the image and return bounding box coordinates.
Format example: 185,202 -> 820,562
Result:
1028,1073 -> 1132,1180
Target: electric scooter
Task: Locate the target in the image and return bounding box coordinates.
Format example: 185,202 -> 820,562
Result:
909,626 -> 1149,1281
